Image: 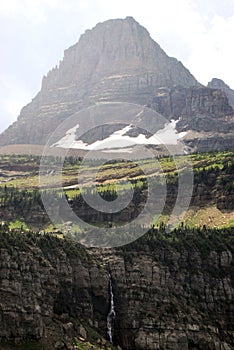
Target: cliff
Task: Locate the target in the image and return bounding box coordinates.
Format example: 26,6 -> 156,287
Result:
148,85 -> 234,152
0,228 -> 233,349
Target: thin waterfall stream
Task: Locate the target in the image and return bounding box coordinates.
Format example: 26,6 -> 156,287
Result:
107,273 -> 115,343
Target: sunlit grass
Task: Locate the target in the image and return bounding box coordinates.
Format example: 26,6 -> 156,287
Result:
9,219 -> 30,231
182,206 -> 234,229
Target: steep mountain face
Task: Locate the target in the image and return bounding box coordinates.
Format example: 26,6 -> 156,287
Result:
150,86 -> 233,123
0,17 -> 200,147
1,17 -> 233,152
148,86 -> 234,152
0,230 -> 233,350
208,78 -> 234,108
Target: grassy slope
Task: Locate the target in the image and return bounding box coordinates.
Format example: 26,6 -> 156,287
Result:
0,151 -> 232,188
0,151 -> 233,229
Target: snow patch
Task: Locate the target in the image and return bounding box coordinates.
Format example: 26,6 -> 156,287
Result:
52,119 -> 187,151
51,124 -> 80,148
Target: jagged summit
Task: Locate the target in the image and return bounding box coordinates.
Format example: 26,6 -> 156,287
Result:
208,78 -> 231,89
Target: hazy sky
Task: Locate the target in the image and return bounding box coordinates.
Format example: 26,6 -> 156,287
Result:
1,0 -> 234,133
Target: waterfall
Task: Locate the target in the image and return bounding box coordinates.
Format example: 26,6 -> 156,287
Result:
107,273 -> 115,343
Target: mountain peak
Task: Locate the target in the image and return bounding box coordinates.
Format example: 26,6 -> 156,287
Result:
90,16 -> 146,32
208,78 -> 230,89
53,17 -> 161,83
1,17 -> 200,146
41,17 -> 198,91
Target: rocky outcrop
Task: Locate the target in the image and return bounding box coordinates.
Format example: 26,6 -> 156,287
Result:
208,78 -> 234,109
148,86 -> 234,151
0,229 -> 233,349
150,86 -> 233,124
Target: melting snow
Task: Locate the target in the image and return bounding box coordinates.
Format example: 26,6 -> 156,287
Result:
51,124 -> 80,148
52,119 -> 187,152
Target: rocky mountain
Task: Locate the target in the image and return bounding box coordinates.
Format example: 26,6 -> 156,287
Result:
0,17 -> 233,153
208,78 -> 234,108
0,228 -> 233,350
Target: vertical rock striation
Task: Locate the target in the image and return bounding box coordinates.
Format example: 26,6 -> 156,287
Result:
0,232 -> 233,349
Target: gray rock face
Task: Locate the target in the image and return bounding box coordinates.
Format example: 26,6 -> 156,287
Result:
0,238 -> 110,343
107,249 -> 234,350
0,233 -> 233,349
150,86 -> 233,123
208,78 -> 234,108
148,85 -> 234,151
0,17 -> 199,146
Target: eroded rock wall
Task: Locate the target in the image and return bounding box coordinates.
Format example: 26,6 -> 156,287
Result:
0,231 -> 233,349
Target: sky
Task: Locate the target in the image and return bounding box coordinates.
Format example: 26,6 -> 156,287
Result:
1,0 -> 234,133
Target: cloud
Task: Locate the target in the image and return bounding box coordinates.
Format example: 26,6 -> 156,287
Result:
186,13 -> 234,86
0,74 -> 32,132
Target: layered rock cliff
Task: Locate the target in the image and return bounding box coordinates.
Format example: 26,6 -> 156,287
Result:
0,232 -> 110,349
0,228 -> 233,349
148,85 -> 234,152
208,78 -> 234,109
